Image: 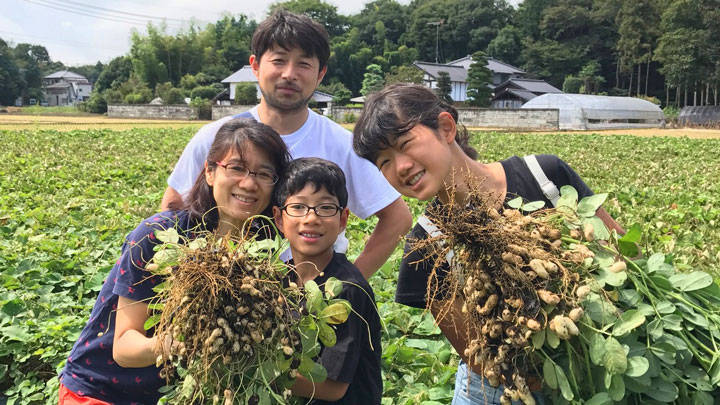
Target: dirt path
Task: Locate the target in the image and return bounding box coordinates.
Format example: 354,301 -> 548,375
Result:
3,114 -> 720,138
470,127 -> 720,139
0,114 -> 209,131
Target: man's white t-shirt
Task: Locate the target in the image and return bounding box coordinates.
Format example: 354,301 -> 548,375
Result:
167,107 -> 400,257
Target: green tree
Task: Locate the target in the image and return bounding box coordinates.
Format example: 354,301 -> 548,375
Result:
269,0 -> 348,36
360,64 -> 385,96
234,83 -> 259,105
190,85 -> 220,100
350,0 -> 407,46
435,71 -> 453,103
466,52 -> 492,106
317,81 -> 352,105
94,56 -> 133,93
0,41 -> 24,105
616,0 -> 660,96
384,65 -> 423,85
486,25 -> 522,67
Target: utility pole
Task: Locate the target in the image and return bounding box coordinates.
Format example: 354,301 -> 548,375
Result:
427,20 -> 444,64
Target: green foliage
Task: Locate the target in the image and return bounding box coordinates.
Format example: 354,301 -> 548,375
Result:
270,0 -> 348,37
317,81 -> 352,105
179,74 -> 198,92
486,25 -> 523,67
189,85 -> 219,100
465,51 -> 491,107
435,71 -> 452,104
663,106 -> 681,121
2,127 -> 720,403
563,75 -> 584,93
94,56 -> 132,94
234,83 -> 259,105
360,63 -> 385,96
189,97 -> 211,120
384,65 -> 423,86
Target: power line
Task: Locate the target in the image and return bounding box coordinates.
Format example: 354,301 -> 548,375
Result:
0,29 -> 128,53
59,0 -> 192,24
24,0 -> 188,28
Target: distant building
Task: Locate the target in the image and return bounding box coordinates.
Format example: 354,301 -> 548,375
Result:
42,70 -> 92,106
412,56 -> 533,103
522,94 -> 665,130
491,78 -> 563,109
221,66 -> 334,112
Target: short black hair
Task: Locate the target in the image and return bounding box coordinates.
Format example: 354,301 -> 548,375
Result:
252,9 -> 331,70
274,158 -> 348,208
352,83 -> 478,164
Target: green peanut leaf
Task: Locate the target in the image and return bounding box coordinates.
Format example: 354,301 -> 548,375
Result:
669,272 -> 713,292
507,197 -> 523,209
318,320 -> 336,347
324,277 -> 343,299
612,310 -> 646,337
577,193 -> 608,217
557,185 -> 579,210
618,224 -> 642,257
305,280 -> 324,314
645,378 -> 678,402
155,228 -> 179,244
590,333 -> 606,366
319,301 -> 351,325
585,392 -> 612,405
626,356 -> 650,377
603,337 -> 627,375
608,374 -> 625,401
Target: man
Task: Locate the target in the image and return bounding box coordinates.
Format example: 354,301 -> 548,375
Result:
161,10 -> 411,279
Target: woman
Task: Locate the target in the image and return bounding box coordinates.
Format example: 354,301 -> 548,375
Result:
58,118 -> 290,405
352,83 -> 623,405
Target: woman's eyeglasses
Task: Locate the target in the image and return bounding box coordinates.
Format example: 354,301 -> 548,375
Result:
215,161 -> 278,186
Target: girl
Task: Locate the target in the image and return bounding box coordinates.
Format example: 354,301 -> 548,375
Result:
352,83 -> 623,405
58,119 -> 290,405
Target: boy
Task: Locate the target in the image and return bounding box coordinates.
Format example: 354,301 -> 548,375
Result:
273,158 -> 382,404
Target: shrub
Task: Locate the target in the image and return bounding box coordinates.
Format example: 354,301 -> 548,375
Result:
234,83 -> 258,105
189,97 -> 211,120
190,85 -> 219,100
342,112 -> 357,124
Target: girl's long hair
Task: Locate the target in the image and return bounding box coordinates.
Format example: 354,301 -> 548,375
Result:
169,118 -> 291,230
353,83 -> 478,164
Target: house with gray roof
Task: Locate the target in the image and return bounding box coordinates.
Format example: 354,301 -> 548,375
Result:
491,78 -> 563,108
413,56 -> 558,105
42,70 -> 92,106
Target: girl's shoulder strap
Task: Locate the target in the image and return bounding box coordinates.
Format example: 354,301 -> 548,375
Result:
523,154 -> 560,207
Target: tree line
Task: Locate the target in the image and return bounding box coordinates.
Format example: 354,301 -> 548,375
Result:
1,0 -> 718,111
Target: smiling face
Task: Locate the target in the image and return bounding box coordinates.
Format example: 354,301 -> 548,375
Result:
273,184 -> 348,268
250,46 -> 327,113
205,142 -> 276,234
374,123 -> 455,201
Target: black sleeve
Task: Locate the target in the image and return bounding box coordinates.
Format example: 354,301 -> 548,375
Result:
318,284 -> 370,383
395,224 -> 449,309
536,154 -> 594,199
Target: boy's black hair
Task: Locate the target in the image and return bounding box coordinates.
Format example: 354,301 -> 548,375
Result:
274,158 -> 348,208
252,9 -> 331,70
352,83 -> 478,164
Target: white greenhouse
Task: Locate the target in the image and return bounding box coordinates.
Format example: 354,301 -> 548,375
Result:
522,93 -> 665,130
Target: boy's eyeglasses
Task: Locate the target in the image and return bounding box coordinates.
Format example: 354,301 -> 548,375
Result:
280,203 -> 343,217
215,161 -> 278,185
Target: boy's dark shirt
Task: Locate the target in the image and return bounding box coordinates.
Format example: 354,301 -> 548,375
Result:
395,155 -> 594,308
302,252 -> 382,404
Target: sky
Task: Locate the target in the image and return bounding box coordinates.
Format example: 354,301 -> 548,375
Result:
3,0 -> 521,66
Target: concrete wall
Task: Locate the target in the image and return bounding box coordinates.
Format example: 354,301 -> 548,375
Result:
331,106 -> 559,130
108,104 -> 196,119
458,108 -> 559,129
211,105 -> 253,121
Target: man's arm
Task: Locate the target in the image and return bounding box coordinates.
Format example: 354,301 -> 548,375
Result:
353,197 -> 412,279
160,186 -> 183,211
